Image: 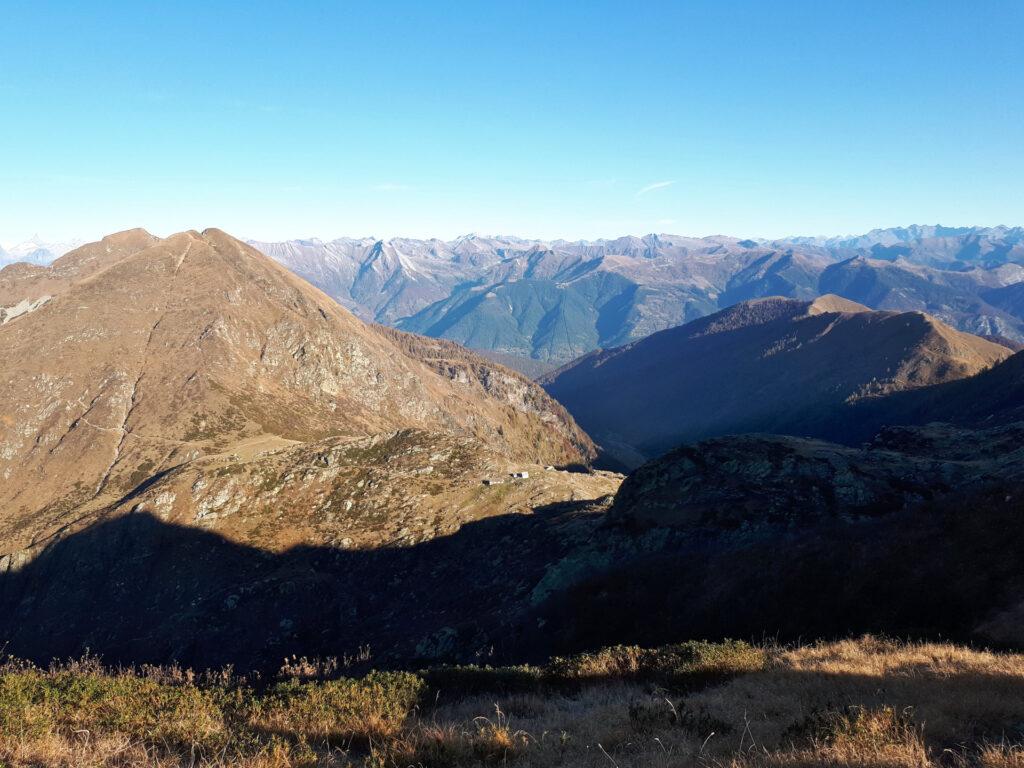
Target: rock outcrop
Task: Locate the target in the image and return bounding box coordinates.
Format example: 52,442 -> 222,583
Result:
611,422 -> 1024,529
529,420 -> 1024,655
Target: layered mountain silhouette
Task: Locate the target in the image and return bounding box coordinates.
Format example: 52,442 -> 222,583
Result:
4,229 -> 1024,671
532,287 -> 1024,651
818,256 -> 1024,340
251,226 -> 1024,366
537,358 -> 1024,650
542,295 -> 1010,467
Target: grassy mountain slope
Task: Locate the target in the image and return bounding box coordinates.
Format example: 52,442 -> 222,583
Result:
542,295 -> 1009,467
0,229 -> 596,552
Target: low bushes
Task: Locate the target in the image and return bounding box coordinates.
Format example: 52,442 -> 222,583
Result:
5,638 -> 1024,767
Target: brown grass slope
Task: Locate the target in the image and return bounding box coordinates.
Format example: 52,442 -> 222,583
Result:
543,295 -> 1010,467
834,347 -> 1024,442
0,228 -> 595,551
4,637 -> 1024,767
0,228 -> 159,307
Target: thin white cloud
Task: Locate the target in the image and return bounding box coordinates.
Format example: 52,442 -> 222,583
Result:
373,182 -> 414,192
636,180 -> 675,197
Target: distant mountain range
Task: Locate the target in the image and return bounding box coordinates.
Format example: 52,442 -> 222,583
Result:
249,226 -> 1024,368
5,226 -> 1024,668
0,236 -> 83,268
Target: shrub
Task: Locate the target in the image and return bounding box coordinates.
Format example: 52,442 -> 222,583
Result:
0,659 -> 233,753
253,671 -> 425,745
421,664 -> 545,696
548,639 -> 766,688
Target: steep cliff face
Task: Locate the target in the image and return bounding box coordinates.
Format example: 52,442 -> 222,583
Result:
374,326 -> 595,463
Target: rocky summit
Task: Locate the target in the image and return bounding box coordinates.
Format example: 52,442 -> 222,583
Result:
524,420 -> 1024,655
0,229 -> 618,669
0,229 -> 595,544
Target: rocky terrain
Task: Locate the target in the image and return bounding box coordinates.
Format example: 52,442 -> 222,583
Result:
5,393 -> 1024,671
462,312 -> 1024,654
543,295 -> 1010,467
527,420 -> 1024,656
0,229 -> 598,550
531,337 -> 1024,652
250,226 -> 1024,366
0,229 -> 620,670
612,422 -> 1024,529
3,226 -> 1024,679
0,433 -> 620,670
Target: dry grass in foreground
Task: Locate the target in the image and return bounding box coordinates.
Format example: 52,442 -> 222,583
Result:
2,637 -> 1024,767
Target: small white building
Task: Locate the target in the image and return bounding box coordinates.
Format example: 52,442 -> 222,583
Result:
510,471 -> 529,479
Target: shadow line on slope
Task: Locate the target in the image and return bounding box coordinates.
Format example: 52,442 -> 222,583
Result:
4,481 -> 1024,674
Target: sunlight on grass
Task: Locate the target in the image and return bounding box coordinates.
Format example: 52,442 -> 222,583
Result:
2,638 -> 1024,767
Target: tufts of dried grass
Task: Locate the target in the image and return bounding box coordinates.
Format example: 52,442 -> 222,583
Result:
5,638 -> 1024,767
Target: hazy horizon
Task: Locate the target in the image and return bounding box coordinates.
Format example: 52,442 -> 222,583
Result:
2,1 -> 1021,244
6,221 -> 1024,253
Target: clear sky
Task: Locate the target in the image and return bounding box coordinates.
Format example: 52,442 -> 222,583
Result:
1,0 -> 1022,243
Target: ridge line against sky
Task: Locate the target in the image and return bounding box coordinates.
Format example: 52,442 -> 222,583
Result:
1,1 -> 1022,243
8,223 -> 1024,255
244,223 -> 1022,246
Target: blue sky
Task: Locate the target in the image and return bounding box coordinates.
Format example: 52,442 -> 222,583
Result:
1,0 -> 1022,242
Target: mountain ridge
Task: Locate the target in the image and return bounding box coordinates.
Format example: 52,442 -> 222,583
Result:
248,225 -> 1024,366
542,295 -> 1011,467
3,227 -> 1024,673
0,228 -> 597,554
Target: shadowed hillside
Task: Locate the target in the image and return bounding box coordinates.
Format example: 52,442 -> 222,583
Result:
543,295 -> 1009,467
0,500 -> 612,672
4,420 -> 1024,673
